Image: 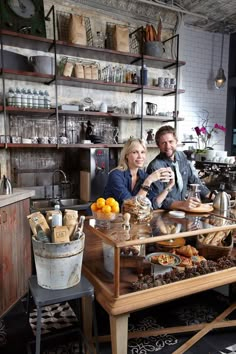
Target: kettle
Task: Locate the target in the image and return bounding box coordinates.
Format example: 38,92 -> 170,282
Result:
0,175 -> 13,195
212,183 -> 230,211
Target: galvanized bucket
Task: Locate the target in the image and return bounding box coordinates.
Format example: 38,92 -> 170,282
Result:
32,235 -> 85,290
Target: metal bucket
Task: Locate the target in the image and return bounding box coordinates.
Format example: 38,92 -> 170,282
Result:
32,235 -> 85,290
143,41 -> 164,57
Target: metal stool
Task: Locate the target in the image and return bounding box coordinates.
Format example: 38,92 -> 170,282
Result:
27,274 -> 99,354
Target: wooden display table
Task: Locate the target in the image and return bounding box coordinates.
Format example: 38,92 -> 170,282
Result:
82,211 -> 236,354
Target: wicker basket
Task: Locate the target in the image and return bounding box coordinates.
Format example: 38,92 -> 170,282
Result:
196,232 -> 233,260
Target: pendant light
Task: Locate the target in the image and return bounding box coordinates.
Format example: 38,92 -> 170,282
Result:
215,30 -> 226,89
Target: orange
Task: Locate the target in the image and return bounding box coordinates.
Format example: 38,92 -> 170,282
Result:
96,197 -> 106,209
102,205 -> 112,214
91,202 -> 98,212
111,202 -> 120,213
105,197 -> 116,207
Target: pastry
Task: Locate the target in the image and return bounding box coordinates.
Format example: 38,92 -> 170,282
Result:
176,245 -> 198,257
178,256 -> 193,267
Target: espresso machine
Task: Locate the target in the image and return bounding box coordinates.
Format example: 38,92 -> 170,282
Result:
195,160 -> 236,197
79,148 -> 109,202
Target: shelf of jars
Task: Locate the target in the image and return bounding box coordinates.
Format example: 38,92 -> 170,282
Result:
56,76 -> 185,95
56,40 -> 186,70
0,30 -> 185,71
0,143 -> 124,149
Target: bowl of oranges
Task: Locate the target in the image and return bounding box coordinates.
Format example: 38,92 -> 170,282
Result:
91,197 -> 120,221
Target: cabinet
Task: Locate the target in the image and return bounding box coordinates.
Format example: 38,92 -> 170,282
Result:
0,198 -> 32,318
0,7 -> 185,150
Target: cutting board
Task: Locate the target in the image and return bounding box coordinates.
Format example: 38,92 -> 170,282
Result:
176,203 -> 213,213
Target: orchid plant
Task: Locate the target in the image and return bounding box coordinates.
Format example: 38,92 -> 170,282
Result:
193,110 -> 226,150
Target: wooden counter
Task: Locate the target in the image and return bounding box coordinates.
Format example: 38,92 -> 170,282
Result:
0,188 -> 35,207
0,188 -> 35,318
82,211 -> 236,354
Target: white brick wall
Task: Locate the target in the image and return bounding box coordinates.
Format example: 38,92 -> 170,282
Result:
178,26 -> 229,150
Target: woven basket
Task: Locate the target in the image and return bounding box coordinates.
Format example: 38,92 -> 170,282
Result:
196,232 -> 233,260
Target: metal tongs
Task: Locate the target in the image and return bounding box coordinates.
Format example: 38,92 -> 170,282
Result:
72,215 -> 85,240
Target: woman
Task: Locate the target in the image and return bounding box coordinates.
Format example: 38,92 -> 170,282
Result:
103,137 -> 175,208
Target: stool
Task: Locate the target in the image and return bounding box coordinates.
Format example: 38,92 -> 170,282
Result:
27,274 -> 99,354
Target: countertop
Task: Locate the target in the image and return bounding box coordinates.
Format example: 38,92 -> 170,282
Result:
0,188 -> 35,208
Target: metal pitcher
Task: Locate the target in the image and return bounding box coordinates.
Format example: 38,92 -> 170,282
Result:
0,175 -> 13,195
212,183 -> 230,211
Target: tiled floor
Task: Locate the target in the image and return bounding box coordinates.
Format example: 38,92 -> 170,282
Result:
1,288 -> 236,354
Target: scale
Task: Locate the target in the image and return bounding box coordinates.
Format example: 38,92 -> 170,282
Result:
0,0 -> 46,37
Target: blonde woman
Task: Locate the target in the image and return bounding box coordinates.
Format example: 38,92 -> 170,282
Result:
103,137 -> 175,208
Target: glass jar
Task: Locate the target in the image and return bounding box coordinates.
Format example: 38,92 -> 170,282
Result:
122,196 -> 153,223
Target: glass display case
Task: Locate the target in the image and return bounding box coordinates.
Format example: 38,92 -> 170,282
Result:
83,210 -> 236,298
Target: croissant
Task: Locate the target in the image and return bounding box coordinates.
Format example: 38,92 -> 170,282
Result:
176,245 -> 198,257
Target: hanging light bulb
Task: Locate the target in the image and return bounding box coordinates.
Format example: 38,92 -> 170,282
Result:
215,30 -> 226,89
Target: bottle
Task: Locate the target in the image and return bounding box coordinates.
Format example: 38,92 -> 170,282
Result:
27,89 -> 33,108
15,87 -> 21,108
32,89 -> 39,109
51,203 -> 62,227
7,87 -> 14,106
94,31 -> 105,48
140,64 -> 148,85
21,88 -> 27,108
38,90 -> 44,108
44,90 -> 51,109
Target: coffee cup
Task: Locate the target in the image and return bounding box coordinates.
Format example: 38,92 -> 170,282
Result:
160,168 -> 173,183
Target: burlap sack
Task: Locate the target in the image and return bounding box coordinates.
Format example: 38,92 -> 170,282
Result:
113,25 -> 129,52
68,14 -> 87,45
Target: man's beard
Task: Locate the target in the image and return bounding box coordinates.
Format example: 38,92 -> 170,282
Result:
161,148 -> 176,160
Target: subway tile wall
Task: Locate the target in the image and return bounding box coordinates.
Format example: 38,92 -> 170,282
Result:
178,26 -> 229,151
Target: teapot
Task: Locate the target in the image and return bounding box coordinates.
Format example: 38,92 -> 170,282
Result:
212,183 -> 230,211
146,102 -> 157,116
0,175 -> 13,195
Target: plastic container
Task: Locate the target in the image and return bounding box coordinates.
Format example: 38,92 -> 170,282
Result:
32,235 -> 85,289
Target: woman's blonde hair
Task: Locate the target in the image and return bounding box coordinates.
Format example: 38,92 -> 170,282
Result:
115,137 -> 147,171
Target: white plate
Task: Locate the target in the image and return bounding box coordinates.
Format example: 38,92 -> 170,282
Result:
169,210 -> 186,218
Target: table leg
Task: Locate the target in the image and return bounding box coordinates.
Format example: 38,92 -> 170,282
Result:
81,296 -> 94,354
110,313 -> 129,354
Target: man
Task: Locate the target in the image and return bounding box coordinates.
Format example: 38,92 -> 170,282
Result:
147,125 -> 212,210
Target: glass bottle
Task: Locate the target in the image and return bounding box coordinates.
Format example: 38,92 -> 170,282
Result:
38,90 -> 44,109
27,89 -> 33,108
7,87 -> 14,106
32,89 -> 39,109
15,87 -> 21,108
94,31 -> 105,48
21,88 -> 27,108
44,90 -> 51,109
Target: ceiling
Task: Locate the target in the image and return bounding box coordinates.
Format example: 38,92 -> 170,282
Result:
157,0 -> 236,33
64,0 -> 236,34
